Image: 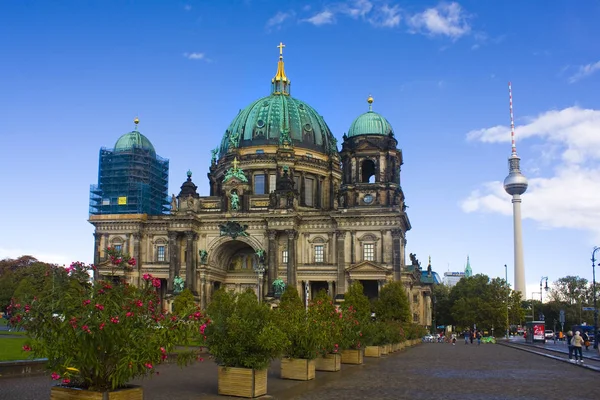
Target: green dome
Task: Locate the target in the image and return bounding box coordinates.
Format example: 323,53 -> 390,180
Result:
114,130 -> 156,155
219,94 -> 337,157
347,111 -> 394,138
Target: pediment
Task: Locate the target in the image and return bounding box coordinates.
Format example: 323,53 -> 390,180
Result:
345,261 -> 387,273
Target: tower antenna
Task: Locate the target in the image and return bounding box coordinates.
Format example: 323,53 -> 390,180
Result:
508,82 -> 517,155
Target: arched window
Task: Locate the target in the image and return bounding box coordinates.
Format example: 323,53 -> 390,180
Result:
361,159 -> 376,183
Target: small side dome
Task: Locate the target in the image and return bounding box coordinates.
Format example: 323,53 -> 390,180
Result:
114,119 -> 156,155
347,97 -> 394,137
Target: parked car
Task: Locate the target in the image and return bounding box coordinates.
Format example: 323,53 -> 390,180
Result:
544,330 -> 554,340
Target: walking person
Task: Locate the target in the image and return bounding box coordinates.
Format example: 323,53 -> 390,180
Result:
566,330 -> 574,362
476,331 -> 482,345
571,331 -> 584,363
451,333 -> 457,345
469,330 -> 474,344
464,330 -> 469,344
581,332 -> 590,351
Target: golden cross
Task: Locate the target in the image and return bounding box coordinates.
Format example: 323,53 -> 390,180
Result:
232,157 -> 239,171
277,42 -> 285,56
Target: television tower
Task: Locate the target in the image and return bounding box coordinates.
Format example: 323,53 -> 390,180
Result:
503,82 -> 528,295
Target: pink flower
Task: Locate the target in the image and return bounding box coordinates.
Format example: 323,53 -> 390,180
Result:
51,372 -> 61,380
135,300 -> 143,307
22,345 -> 31,352
82,325 -> 91,334
95,304 -> 104,311
110,316 -> 120,324
145,363 -> 153,369
99,322 -> 106,330
62,378 -> 71,384
143,273 -> 151,280
126,311 -> 134,317
82,299 -> 91,306
152,278 -> 161,288
128,258 -> 137,266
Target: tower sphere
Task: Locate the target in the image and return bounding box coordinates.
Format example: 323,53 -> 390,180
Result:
504,171 -> 528,195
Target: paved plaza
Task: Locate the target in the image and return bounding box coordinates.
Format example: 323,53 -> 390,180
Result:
1,342 -> 597,400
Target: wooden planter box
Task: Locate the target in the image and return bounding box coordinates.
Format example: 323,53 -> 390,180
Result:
340,349 -> 364,365
314,353 -> 341,372
364,346 -> 381,358
218,366 -> 267,398
380,345 -> 389,355
387,344 -> 392,353
51,386 -> 143,400
280,358 -> 315,381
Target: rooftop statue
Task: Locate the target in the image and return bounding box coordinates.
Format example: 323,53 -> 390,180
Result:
230,191 -> 240,211
222,157 -> 248,183
255,249 -> 266,264
210,147 -> 219,164
199,250 -> 208,264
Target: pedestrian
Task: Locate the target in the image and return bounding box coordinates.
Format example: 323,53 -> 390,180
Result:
581,332 -> 590,351
476,331 -> 482,345
470,331 -> 474,344
464,330 -> 469,344
566,330 -> 574,362
571,331 -> 584,363
451,333 -> 456,345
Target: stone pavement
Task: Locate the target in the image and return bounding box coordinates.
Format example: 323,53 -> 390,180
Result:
1,343 -> 597,400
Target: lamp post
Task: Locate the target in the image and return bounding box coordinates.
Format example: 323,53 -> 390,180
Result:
505,264 -> 510,339
253,262 -> 266,303
539,276 -> 548,303
592,247 -> 599,350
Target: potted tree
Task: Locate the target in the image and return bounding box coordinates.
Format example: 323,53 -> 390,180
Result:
339,281 -> 372,364
275,286 -> 323,380
9,250 -> 205,399
310,290 -> 342,372
204,288 -> 288,398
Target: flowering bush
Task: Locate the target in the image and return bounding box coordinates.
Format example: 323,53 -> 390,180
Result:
337,305 -> 363,350
274,286 -> 325,360
204,288 -> 288,370
309,290 -> 343,356
9,255 -> 207,392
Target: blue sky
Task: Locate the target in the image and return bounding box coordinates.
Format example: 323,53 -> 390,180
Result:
1,0 -> 600,298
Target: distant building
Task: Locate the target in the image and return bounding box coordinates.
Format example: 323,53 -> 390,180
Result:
443,256 -> 473,287
89,120 -> 169,216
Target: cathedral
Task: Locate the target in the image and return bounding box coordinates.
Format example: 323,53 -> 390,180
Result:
89,44 -> 434,327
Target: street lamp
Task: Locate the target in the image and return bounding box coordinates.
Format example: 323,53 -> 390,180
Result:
253,262 -> 266,303
539,276 -> 548,303
505,264 -> 509,339
592,247 -> 599,350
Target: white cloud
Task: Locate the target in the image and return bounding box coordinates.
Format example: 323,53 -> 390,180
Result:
407,2 -> 471,39
568,61 -> 600,83
183,52 -> 207,61
266,11 -> 292,29
462,106 -> 600,241
303,10 -> 336,26
341,0 -> 373,18
368,4 -> 401,28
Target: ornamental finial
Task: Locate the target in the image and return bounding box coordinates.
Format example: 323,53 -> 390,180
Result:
367,95 -> 373,111
272,42 -> 290,95
133,117 -> 140,130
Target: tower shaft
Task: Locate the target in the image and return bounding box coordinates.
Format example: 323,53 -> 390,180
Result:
512,194 -> 526,295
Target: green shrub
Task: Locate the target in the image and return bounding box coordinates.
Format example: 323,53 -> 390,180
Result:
205,288 -> 287,370
172,288 -> 196,316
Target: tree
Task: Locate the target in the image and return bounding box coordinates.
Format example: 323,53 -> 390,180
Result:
548,276 -> 588,305
372,281 -> 410,323
432,283 -> 453,328
341,281 -> 371,324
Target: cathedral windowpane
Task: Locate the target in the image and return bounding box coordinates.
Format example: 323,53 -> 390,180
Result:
282,250 -> 288,263
114,245 -> 122,252
314,245 -> 324,263
254,174 -> 266,194
157,246 -> 165,262
305,177 -> 314,206
363,243 -> 374,261
269,174 -> 276,193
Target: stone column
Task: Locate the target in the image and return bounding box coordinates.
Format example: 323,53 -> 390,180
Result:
336,230 -> 346,295
102,233 -> 109,261
350,231 -> 356,264
133,233 -> 141,287
185,231 -> 196,293
168,232 -> 179,292
327,233 -> 333,264
267,230 -> 278,292
391,229 -> 402,281
380,230 -> 385,264
299,172 -> 305,206
204,280 -> 212,306
93,232 -> 101,280
199,273 -> 206,310
286,230 -> 297,288
328,280 -> 334,297
124,233 -> 131,255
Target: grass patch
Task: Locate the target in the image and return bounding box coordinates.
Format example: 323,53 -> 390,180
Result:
0,319 -> 7,326
0,330 -> 26,336
0,337 -> 31,361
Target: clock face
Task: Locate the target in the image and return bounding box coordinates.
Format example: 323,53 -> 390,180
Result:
363,194 -> 373,204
